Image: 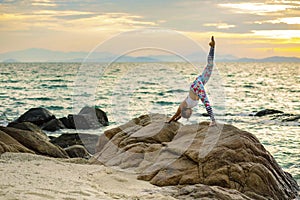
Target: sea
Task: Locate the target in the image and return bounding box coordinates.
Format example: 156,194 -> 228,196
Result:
0,62 -> 299,184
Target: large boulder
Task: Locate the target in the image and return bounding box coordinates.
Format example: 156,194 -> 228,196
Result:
59,106 -> 109,130
92,114 -> 299,200
65,114 -> 91,129
41,118 -> 66,132
0,126 -> 68,158
8,106 -> 109,132
59,116 -> 75,129
7,121 -> 49,140
78,106 -> 109,127
9,107 -> 56,126
0,130 -> 35,154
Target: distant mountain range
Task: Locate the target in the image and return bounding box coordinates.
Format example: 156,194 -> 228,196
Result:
1,48 -> 300,63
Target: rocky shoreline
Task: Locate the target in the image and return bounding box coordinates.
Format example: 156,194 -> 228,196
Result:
7,106 -> 109,132
0,108 -> 299,199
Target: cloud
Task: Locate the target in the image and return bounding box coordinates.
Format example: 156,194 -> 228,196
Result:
255,17 -> 300,25
218,2 -> 295,15
252,30 -> 300,39
0,9 -> 157,32
203,23 -> 236,29
31,0 -> 57,7
0,0 -> 300,57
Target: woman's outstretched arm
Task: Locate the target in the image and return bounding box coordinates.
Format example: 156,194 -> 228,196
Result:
168,105 -> 182,123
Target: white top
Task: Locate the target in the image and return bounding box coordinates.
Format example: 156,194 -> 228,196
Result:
185,95 -> 198,108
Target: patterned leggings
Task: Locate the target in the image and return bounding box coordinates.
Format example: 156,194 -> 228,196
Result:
190,47 -> 215,121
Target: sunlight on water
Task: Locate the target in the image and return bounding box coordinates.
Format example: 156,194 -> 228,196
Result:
0,62 -> 299,184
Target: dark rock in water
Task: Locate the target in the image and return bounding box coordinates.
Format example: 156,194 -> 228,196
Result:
50,133 -> 99,154
0,130 -> 35,154
0,126 -> 68,158
7,122 -> 48,140
41,118 -> 65,132
92,113 -> 299,200
201,113 -> 209,117
78,106 -> 109,127
48,136 -> 56,140
8,107 -> 109,131
64,145 -> 91,158
9,107 -> 56,126
67,114 -> 91,129
254,109 -> 284,117
59,117 -> 73,129
282,114 -> 300,122
64,106 -> 109,129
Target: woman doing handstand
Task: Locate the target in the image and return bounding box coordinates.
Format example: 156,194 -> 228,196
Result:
168,36 -> 216,126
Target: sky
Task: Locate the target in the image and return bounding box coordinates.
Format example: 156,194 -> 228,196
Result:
0,0 -> 300,58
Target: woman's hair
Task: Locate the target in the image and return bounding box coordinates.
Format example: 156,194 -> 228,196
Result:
181,107 -> 193,119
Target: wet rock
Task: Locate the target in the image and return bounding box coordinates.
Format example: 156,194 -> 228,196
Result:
59,117 -> 74,129
61,107 -> 109,130
254,109 -> 284,117
78,106 -> 109,127
41,118 -> 66,132
9,107 -> 56,126
92,113 -> 299,200
0,126 -> 68,158
67,114 -> 91,129
8,106 -> 109,132
282,114 -> 300,122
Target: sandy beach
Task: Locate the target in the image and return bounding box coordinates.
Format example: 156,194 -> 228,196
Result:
0,152 -> 174,200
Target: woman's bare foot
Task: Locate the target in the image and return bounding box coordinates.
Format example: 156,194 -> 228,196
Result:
209,120 -> 217,127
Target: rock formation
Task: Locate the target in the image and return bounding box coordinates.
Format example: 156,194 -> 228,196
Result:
0,122 -> 99,159
0,126 -> 68,158
9,107 -> 56,126
0,130 -> 35,154
8,106 -> 109,131
92,113 -> 299,200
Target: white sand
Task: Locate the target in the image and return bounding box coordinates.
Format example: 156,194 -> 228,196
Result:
0,153 -> 175,200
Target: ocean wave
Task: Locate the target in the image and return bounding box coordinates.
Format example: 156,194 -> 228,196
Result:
137,81 -> 156,85
27,97 -> 53,101
45,105 -> 65,110
0,79 -> 19,83
40,84 -> 69,89
166,89 -> 186,93
289,89 -> 300,93
243,84 -> 256,88
154,101 -> 176,105
0,95 -> 10,99
1,85 -> 25,90
47,79 -> 69,82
